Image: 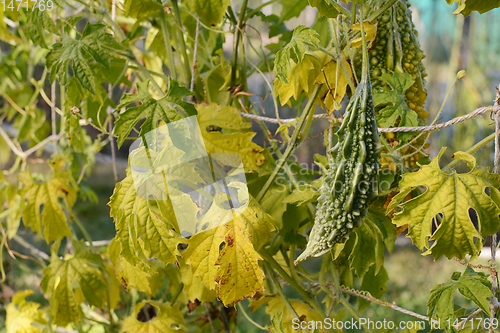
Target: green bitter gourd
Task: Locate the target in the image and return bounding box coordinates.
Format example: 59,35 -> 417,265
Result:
296,12 -> 382,263
355,0 -> 429,171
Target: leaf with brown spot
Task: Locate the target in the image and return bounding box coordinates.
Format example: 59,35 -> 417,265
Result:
183,198 -> 275,306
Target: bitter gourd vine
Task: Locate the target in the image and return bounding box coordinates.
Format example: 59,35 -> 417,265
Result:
354,0 -> 429,170
296,13 -> 382,263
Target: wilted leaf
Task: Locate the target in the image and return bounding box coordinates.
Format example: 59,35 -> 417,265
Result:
274,53 -> 323,106
5,290 -> 47,333
274,25 -> 320,83
41,242 -> 107,326
314,57 -> 353,114
349,21 -> 378,49
19,158 -> 77,243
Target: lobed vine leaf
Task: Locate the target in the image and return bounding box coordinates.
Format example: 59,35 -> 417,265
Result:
121,300 -> 187,333
427,267 -> 492,326
108,238 -> 164,295
26,7 -> 58,48
46,23 -> 123,93
274,52 -> 324,106
41,241 -> 107,326
373,72 -> 419,143
5,290 -> 47,333
182,198 -> 274,306
109,168 -> 187,269
197,103 -> 265,171
274,25 -> 320,83
387,149 -> 500,260
19,157 -> 77,243
114,79 -> 196,147
314,57 -> 354,113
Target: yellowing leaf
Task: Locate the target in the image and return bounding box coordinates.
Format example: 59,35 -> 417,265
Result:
19,157 -> 77,243
41,242 -> 106,326
6,290 -> 47,333
182,198 -> 274,306
180,261 -> 216,304
349,21 -> 378,49
274,25 -> 320,83
108,238 -> 163,295
196,103 -> 265,171
274,53 -> 323,106
108,168 -> 186,268
249,295 -> 325,333
387,149 -> 500,260
314,58 -> 354,114
121,300 -> 187,333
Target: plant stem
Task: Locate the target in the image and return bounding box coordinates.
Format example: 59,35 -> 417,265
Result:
266,262 -> 300,318
245,0 -> 280,20
330,263 -> 375,333
366,0 -> 399,22
159,8 -> 177,81
444,132 -> 495,170
258,248 -> 330,328
231,0 -> 248,87
170,0 -> 192,85
256,85 -> 321,202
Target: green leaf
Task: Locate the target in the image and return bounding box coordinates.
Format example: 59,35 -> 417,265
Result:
184,0 -> 231,26
358,265 -> 389,311
46,23 -> 123,93
387,148 -> 500,260
308,0 -> 340,18
274,25 -> 320,83
279,0 -> 308,23
446,0 -> 500,16
349,215 -> 385,278
26,7 -> 58,48
123,0 -> 163,18
114,79 -> 196,147
41,241 -> 107,326
19,158 -> 77,243
6,290 -> 47,333
373,72 -> 419,143
108,168 -> 186,269
283,184 -> 320,206
121,300 -> 187,333
427,268 -> 492,326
